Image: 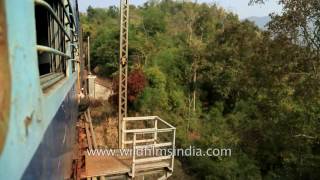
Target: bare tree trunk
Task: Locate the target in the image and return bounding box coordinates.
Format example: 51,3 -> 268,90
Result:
187,94 -> 191,136
192,66 -> 197,112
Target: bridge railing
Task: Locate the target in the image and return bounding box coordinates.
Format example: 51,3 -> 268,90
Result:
122,116 -> 176,178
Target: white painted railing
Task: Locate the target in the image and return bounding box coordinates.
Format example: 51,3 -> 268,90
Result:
122,116 -> 176,178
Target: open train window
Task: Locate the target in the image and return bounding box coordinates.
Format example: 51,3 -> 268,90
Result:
71,34 -> 75,73
35,0 -> 73,89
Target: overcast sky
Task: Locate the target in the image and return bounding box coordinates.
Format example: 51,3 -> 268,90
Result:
78,0 -> 282,19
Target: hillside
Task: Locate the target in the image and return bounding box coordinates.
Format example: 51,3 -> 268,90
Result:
246,16 -> 270,29
81,1 -> 320,179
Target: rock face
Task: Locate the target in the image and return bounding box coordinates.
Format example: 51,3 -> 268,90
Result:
95,83 -> 111,100
94,77 -> 113,100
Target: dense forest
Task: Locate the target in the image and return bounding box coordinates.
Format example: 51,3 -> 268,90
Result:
81,0 -> 320,179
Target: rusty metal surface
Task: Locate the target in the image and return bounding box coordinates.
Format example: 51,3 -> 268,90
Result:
21,85 -> 78,180
75,119 -> 87,180
82,154 -> 131,178
82,153 -> 171,179
0,0 -> 11,155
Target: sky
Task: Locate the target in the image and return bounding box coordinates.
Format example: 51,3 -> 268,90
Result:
78,0 -> 282,19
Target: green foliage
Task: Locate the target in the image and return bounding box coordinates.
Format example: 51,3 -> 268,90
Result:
135,87 -> 169,113
168,89 -> 185,111
144,67 -> 166,88
91,29 -> 119,76
135,67 -> 169,113
140,6 -> 166,36
81,1 -> 320,179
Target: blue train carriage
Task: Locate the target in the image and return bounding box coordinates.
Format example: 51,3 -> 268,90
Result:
0,0 -> 82,179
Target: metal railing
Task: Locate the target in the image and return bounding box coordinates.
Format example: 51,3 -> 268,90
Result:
122,116 -> 176,178
34,0 -> 79,89
37,45 -> 71,58
35,0 -> 72,41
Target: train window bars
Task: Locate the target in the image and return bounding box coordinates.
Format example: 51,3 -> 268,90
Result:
34,0 -> 77,89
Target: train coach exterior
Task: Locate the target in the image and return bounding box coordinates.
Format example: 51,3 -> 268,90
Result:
0,0 -> 81,179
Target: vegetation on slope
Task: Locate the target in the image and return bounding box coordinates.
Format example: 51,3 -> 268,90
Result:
81,0 -> 320,179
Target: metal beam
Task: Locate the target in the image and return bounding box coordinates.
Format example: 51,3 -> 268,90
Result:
124,128 -> 174,134
119,0 -> 129,149
123,116 -> 158,121
37,45 -> 71,58
134,156 -> 172,164
59,0 -> 73,28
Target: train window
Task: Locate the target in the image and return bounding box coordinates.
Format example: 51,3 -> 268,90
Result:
35,5 -> 50,75
35,0 -> 73,89
71,34 -> 75,73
